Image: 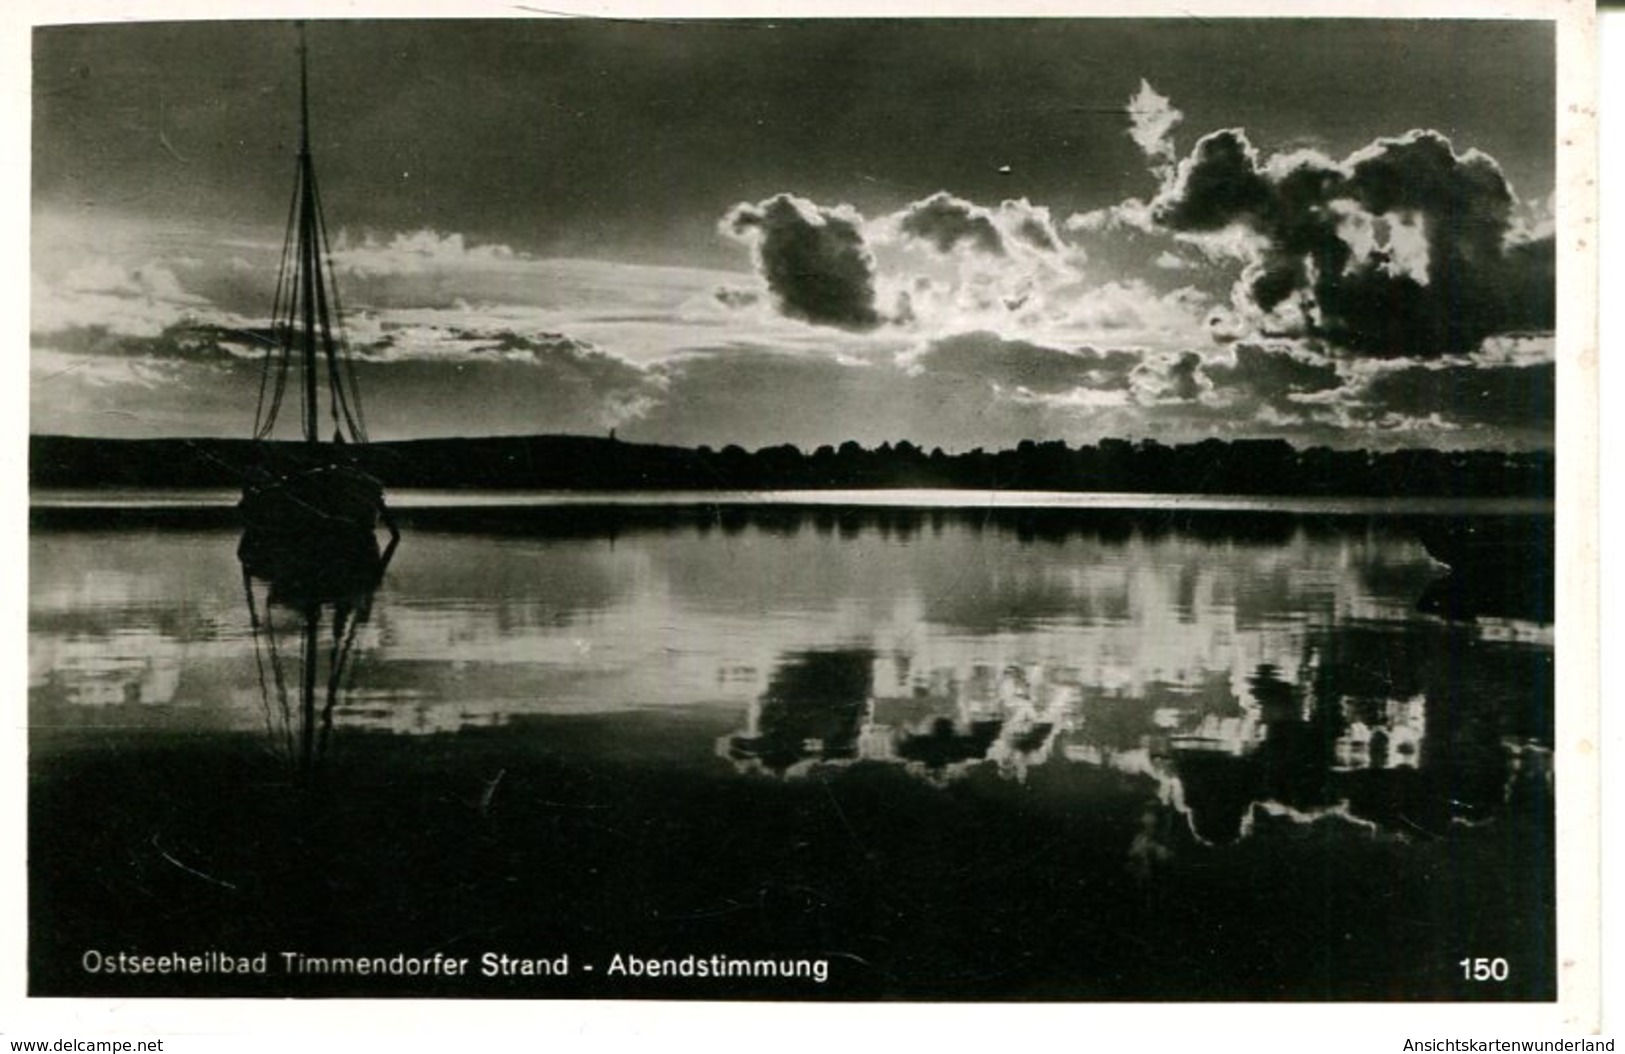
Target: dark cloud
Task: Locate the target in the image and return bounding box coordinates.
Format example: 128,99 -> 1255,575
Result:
39,319 -> 624,373
909,331 -> 1138,395
896,192 -> 1006,256
1007,215 -> 1059,253
435,328 -> 604,364
1169,353 -> 1204,401
33,320 -> 661,439
1150,128 -> 1555,358
1004,198 -> 1064,253
1358,361 -> 1555,432
1128,352 -> 1200,405
1154,130 -> 1276,233
36,322 -> 260,363
1490,234 -> 1556,340
1014,217 -> 1058,253
622,328 -> 1546,451
722,195 -> 883,331
1204,342 -> 1342,401
1157,352 -> 1205,402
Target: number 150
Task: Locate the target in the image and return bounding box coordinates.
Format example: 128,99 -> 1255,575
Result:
1459,957 -> 1510,981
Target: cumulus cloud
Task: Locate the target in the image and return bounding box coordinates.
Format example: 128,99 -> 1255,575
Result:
331,229 -> 525,277
1147,127 -> 1554,358
722,194 -> 884,332
894,192 -> 1007,256
717,192 -> 1086,337
886,192 -> 1068,261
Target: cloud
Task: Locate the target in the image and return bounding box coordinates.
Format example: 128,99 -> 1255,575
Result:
1065,280 -> 1212,340
1473,332 -> 1554,368
1204,342 -> 1343,403
1145,126 -> 1554,358
1154,341 -> 1556,446
722,194 -> 884,332
717,193 -> 1087,339
894,192 -> 1006,256
886,192 -> 1068,261
631,342 -> 1151,450
1355,360 -> 1555,432
331,229 -> 525,277
56,258 -> 209,305
33,259 -> 218,339
1154,129 -> 1277,233
1507,190 -> 1556,246
901,331 -> 1139,395
1001,198 -> 1065,254
1065,198 -> 1156,236
1130,350 -> 1207,405
32,318 -> 664,440
33,322 -> 268,367
632,348 -> 919,448
343,320 -> 600,366
1127,79 -> 1184,178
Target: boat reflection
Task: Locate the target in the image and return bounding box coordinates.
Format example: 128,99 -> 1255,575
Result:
238,524 -> 399,774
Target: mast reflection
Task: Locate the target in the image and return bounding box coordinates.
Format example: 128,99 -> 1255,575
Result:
238,524 -> 399,774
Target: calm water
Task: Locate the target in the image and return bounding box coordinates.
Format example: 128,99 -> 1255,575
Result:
28,498 -> 1556,1000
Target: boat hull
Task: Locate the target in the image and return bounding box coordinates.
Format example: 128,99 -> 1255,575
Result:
240,462 -> 384,533
238,462 -> 389,600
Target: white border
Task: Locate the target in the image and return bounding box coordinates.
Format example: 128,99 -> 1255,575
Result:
4,0 -> 1602,1046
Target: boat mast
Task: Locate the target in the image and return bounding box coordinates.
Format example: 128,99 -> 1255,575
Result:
253,22 -> 368,446
297,25 -> 319,444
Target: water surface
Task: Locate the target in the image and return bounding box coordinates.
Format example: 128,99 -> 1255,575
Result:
28,499 -> 1556,1000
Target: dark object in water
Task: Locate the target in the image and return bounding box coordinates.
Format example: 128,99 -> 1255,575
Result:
238,519 -> 399,775
239,461 -> 387,550
240,24 -> 387,541
1413,516 -> 1553,623
238,511 -> 394,609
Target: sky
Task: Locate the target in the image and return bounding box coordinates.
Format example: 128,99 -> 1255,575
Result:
30,17 -> 1558,450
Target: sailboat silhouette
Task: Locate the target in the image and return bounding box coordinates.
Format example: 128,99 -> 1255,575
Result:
239,23 -> 391,556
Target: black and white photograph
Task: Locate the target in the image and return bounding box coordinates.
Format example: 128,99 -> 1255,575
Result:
16,0 -> 1599,1028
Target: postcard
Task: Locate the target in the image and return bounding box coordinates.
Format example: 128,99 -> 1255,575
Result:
9,0 -> 1601,1043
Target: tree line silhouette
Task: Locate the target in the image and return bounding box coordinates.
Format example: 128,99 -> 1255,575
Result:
31,434 -> 1553,499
